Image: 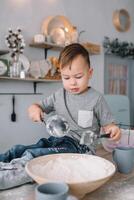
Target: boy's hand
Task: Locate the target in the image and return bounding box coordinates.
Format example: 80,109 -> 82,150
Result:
28,104 -> 44,122
102,124 -> 121,141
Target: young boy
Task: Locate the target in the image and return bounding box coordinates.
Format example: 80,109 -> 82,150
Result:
0,43 -> 121,162
0,43 -> 121,189
28,43 -> 121,154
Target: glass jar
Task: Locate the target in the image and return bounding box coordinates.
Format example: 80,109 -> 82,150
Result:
10,55 -> 21,77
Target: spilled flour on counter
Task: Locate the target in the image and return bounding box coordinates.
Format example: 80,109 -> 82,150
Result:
84,178 -> 134,200
32,156 -> 115,183
0,183 -> 35,200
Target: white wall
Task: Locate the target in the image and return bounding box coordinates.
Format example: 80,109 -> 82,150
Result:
63,0 -> 134,91
0,0 -> 134,151
1,0 -> 134,91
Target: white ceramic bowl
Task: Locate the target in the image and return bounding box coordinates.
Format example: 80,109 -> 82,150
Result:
25,153 -> 115,199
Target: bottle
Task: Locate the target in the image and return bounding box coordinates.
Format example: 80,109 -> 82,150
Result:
20,63 -> 25,79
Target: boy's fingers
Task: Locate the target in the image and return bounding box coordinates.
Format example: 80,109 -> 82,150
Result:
40,112 -> 44,121
110,130 -> 121,141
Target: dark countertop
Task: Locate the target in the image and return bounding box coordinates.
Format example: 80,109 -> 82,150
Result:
0,148 -> 134,200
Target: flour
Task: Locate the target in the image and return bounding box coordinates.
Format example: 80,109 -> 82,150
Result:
84,178 -> 134,200
0,184 -> 35,200
32,155 -> 115,183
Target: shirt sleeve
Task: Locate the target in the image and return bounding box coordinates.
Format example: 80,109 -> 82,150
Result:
95,95 -> 116,126
39,93 -> 56,114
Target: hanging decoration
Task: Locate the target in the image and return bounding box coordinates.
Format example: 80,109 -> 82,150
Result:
103,37 -> 134,59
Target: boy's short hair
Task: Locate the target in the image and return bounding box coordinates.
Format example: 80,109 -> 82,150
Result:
58,43 -> 90,69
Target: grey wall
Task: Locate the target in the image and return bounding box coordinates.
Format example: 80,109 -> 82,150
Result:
0,0 -> 134,152
0,81 -> 62,152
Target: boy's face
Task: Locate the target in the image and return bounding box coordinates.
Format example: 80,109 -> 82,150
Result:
60,55 -> 93,94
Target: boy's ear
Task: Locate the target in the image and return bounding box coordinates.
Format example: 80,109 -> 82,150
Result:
88,67 -> 93,78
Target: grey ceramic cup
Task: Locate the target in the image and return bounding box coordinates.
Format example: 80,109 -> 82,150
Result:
113,146 -> 134,174
35,182 -> 69,200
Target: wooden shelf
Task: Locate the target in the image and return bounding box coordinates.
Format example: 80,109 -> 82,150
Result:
29,41 -> 101,56
82,42 -> 101,55
30,41 -> 63,51
0,76 -> 61,82
0,76 -> 61,95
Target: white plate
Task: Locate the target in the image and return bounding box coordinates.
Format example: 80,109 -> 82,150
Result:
47,15 -> 73,35
50,27 -> 66,45
0,60 -> 7,75
19,54 -> 30,72
41,15 -> 54,36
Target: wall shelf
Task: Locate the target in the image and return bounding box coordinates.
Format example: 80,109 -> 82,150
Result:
0,76 -> 61,82
0,93 -> 42,95
30,41 -> 63,59
29,41 -> 101,58
30,41 -> 63,51
0,76 -> 61,95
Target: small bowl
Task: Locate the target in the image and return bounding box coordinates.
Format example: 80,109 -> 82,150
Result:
25,153 -> 115,199
35,182 -> 69,200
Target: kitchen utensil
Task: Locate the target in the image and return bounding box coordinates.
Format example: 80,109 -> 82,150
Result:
26,153 -> 116,199
79,130 -> 111,154
43,115 -> 111,140
42,115 -> 70,137
11,95 -> 16,122
100,133 -> 111,138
